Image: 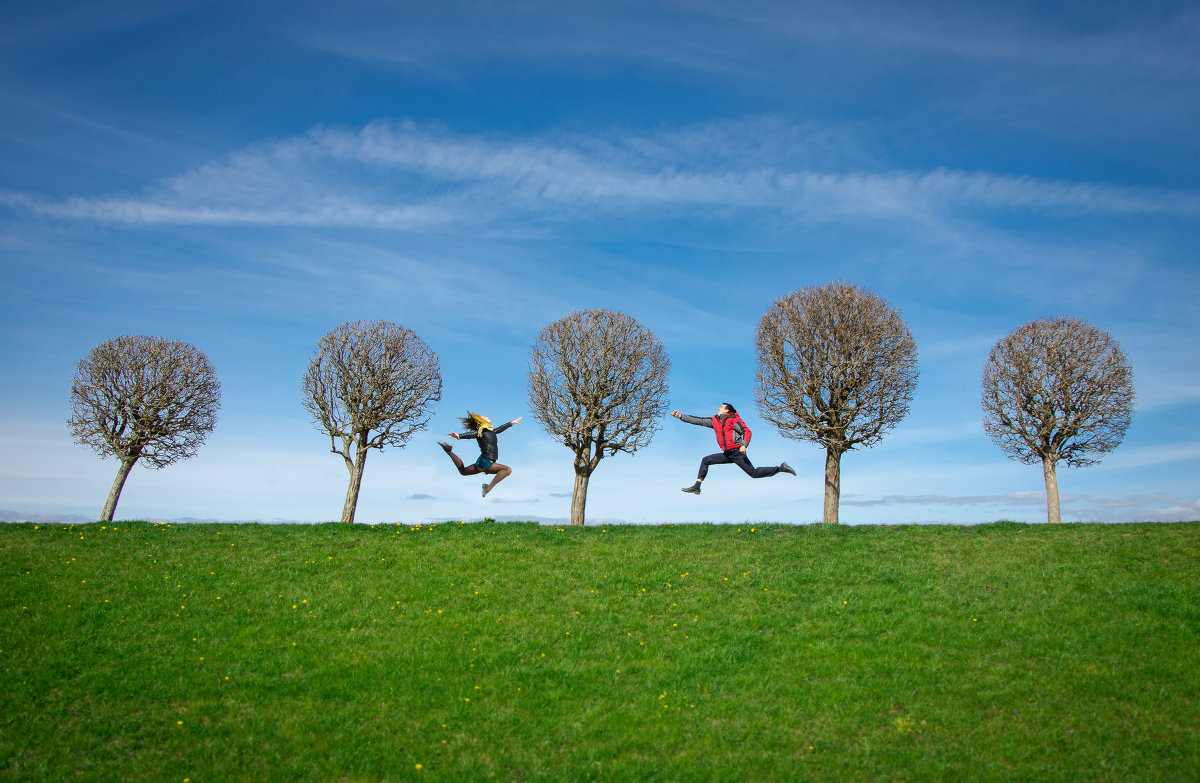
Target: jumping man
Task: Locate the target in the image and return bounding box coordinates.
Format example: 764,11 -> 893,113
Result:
439,412 -> 522,497
673,403 -> 794,494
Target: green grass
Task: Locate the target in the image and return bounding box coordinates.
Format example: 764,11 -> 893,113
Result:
3,520 -> 1198,782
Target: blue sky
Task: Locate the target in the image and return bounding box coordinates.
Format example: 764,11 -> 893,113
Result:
2,0 -> 1198,524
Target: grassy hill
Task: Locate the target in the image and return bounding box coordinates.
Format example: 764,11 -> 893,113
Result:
3,520 -> 1198,781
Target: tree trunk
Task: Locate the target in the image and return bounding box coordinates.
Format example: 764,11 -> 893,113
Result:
823,448 -> 842,525
570,470 -> 590,527
341,444 -> 368,524
99,458 -> 137,522
1042,456 -> 1061,524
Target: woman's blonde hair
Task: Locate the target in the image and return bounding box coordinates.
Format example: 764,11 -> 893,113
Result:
460,411 -> 492,432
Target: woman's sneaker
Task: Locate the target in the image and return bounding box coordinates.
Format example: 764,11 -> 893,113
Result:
438,441 -> 453,453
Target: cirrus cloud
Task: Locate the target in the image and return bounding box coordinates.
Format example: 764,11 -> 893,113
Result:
4,120 -> 1198,234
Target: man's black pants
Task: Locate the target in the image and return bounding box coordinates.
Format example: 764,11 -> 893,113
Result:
697,449 -> 780,480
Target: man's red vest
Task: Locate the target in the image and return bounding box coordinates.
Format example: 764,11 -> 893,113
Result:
712,414 -> 751,450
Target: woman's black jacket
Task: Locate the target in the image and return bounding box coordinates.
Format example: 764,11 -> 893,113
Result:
459,421 -> 513,461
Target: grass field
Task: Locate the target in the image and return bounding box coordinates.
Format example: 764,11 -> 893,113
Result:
2,520 -> 1198,782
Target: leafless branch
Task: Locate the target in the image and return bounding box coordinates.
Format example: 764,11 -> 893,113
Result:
302,320 -> 442,523
68,335 -> 221,469
755,282 -> 918,453
754,282 -> 918,524
67,335 -> 221,521
527,309 -> 670,525
982,317 -> 1134,468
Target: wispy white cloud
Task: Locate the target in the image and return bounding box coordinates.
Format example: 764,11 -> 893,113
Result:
281,2 -> 1200,85
723,1 -> 1200,76
841,490 -> 1200,522
842,491 -> 1046,508
4,120 -> 1198,233
485,496 -> 540,505
1069,494 -> 1200,523
281,2 -> 773,80
1094,442 -> 1200,472
918,334 -> 1002,362
2,0 -> 205,50
275,1 -> 1200,154
884,420 -> 986,447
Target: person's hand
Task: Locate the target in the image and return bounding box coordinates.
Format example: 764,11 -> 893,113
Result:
671,410 -> 680,418
739,445 -> 747,454
449,432 -> 460,439
512,417 -> 523,425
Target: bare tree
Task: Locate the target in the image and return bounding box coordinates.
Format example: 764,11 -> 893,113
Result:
754,282 -> 918,524
303,320 -> 442,524
68,335 -> 221,522
528,309 -> 670,526
982,317 -> 1134,524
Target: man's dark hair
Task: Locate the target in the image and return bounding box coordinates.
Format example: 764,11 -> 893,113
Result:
721,402 -> 737,414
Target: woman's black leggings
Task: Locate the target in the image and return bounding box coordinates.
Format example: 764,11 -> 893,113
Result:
698,449 -> 780,480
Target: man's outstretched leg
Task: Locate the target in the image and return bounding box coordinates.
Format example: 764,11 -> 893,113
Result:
730,452 -> 774,479
682,453 -> 730,494
729,451 -> 796,478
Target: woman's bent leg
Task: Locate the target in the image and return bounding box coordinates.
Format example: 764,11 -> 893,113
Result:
483,463 -> 512,494
445,449 -> 480,476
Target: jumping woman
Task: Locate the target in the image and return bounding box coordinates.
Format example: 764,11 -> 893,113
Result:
439,412 -> 522,497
